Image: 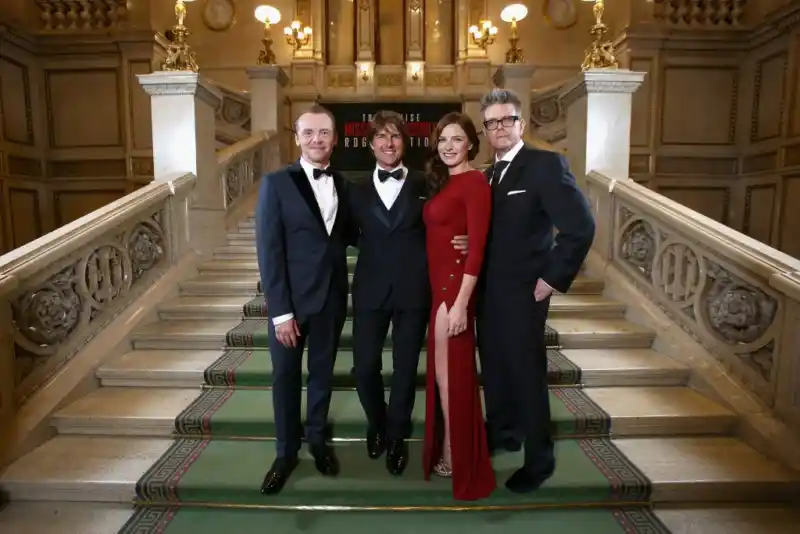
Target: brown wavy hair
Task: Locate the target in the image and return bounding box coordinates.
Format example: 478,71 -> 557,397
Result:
424,112 -> 481,196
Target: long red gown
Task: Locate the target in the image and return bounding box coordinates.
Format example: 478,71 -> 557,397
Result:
421,169 -> 496,501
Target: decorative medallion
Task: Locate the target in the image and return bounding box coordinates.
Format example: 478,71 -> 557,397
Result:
544,0 -> 578,30
202,0 -> 237,32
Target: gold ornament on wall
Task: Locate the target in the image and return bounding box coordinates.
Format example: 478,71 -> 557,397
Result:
580,0 -> 618,70
284,19 -> 312,53
500,3 -> 528,64
162,0 -> 199,72
468,19 -> 498,50
203,0 -> 237,32
254,5 -> 281,65
544,0 -> 578,30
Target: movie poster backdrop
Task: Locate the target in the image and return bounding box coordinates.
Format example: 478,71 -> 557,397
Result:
320,101 -> 463,177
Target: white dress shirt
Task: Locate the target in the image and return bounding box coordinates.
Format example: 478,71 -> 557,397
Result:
492,139 -> 524,185
373,164 -> 407,209
273,157 -> 338,326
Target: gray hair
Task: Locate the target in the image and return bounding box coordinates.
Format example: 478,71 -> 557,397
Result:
479,89 -> 522,115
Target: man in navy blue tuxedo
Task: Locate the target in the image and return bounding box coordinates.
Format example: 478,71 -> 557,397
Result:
255,104 -> 352,495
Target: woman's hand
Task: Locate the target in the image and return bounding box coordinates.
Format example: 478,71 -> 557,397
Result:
447,303 -> 468,337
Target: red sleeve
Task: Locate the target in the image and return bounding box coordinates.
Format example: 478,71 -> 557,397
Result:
462,171 -> 492,276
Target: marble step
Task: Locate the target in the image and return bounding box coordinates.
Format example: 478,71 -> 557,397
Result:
1,502 -> 800,534
214,247 -> 361,265
129,317 -> 655,350
51,385 -> 736,438
158,294 -> 627,320
1,435 -> 795,504
179,273 -> 605,297
97,348 -> 690,389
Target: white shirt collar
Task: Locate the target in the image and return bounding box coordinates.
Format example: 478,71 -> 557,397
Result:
299,157 -> 330,177
496,139 -> 524,163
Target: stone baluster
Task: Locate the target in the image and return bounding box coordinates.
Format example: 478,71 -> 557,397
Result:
137,71 -> 225,257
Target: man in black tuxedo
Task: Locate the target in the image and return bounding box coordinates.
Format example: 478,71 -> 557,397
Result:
255,104 -> 351,494
347,110 -> 466,475
476,89 -> 595,493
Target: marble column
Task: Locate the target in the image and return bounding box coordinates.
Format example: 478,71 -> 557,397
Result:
246,66 -> 289,135
137,71 -> 224,256
496,63 -> 536,128
560,69 -> 646,181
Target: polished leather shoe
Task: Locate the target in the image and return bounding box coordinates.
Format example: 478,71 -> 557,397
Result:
367,429 -> 386,459
310,444 -> 340,477
385,439 -> 409,476
260,456 -> 298,495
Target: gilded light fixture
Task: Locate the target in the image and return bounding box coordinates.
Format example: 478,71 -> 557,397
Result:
500,3 -> 528,64
284,19 -> 312,52
162,0 -> 199,72
580,0 -> 618,70
254,5 -> 281,65
468,19 -> 498,50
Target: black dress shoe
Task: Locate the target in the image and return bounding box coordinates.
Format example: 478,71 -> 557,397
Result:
505,460 -> 555,494
385,439 -> 409,476
367,429 -> 386,459
260,456 -> 298,495
310,444 -> 340,476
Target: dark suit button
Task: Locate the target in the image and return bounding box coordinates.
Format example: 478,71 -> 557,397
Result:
449,274 -> 454,279
442,287 -> 447,291
456,259 -> 461,264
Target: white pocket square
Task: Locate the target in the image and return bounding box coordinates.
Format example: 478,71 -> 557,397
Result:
417,196 -> 427,200
507,189 -> 526,195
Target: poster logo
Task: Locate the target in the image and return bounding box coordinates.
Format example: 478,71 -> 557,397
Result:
322,102 -> 462,172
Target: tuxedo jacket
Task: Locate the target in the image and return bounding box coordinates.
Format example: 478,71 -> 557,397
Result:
255,161 -> 353,320
346,169 -> 431,310
483,145 -> 595,294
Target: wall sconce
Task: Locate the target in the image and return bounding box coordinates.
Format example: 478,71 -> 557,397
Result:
359,63 -> 370,81
580,0 -> 618,70
468,19 -> 497,50
500,3 -> 527,64
410,63 -> 422,81
161,0 -> 198,72
254,5 -> 281,65
284,19 -> 312,51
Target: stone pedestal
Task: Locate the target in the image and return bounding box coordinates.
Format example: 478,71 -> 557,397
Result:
560,69 -> 646,181
138,71 -> 224,256
496,63 -> 536,129
246,65 -> 289,134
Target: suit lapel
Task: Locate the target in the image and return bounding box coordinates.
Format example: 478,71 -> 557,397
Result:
289,162 -> 326,232
368,179 -> 392,228
387,176 -> 414,232
493,146 -> 528,200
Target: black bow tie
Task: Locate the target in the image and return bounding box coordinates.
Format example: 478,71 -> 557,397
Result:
378,169 -> 403,182
312,168 -> 333,180
487,161 -> 510,184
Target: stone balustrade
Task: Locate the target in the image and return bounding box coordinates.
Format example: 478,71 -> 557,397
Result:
652,0 -> 747,27
0,172 -> 194,417
584,171 -> 800,431
35,0 -> 130,31
217,131 -> 281,211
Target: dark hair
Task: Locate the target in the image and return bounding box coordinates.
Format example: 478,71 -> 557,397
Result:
367,110 -> 410,149
294,104 -> 336,132
424,112 -> 480,196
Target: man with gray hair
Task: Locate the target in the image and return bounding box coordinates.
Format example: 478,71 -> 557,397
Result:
476,88 -> 595,493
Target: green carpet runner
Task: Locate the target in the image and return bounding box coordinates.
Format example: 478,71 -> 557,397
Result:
119,506 -> 671,533
118,257 -> 668,532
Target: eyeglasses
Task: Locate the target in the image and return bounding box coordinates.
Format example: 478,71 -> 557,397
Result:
483,115 -> 520,131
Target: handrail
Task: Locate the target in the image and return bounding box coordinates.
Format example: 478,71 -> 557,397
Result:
587,171 -> 800,298
217,130 -> 272,167
0,172 -> 195,296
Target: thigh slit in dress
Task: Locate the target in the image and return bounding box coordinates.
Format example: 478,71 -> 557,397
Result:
421,169 -> 496,501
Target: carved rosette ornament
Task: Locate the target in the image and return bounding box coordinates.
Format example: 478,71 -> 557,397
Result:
10,211 -> 167,396
224,149 -> 264,207
614,202 -> 780,399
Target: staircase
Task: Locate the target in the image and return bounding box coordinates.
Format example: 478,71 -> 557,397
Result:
0,215 -> 798,533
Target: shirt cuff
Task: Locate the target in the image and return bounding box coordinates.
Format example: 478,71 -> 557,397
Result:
272,313 -> 294,326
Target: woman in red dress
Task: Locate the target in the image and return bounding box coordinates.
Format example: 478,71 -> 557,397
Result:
421,112 -> 496,501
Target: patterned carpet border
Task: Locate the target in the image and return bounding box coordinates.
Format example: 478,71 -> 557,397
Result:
173,389 -> 234,435
554,389 -> 610,435
546,350 -> 581,385
204,350 -> 253,386
612,508 -> 672,533
136,439 -> 209,503
544,325 -> 559,348
243,297 -> 268,318
226,319 -> 269,347
118,506 -> 178,533
578,438 -> 652,502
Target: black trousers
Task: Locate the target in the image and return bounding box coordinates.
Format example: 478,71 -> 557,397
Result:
268,286 -> 348,458
477,288 -> 554,468
352,307 -> 428,441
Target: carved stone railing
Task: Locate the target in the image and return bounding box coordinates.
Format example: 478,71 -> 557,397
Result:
35,0 -> 130,31
652,0 -> 747,27
585,171 -> 800,430
211,81 -> 252,147
217,131 -> 280,213
531,81 -> 568,146
0,172 -> 195,410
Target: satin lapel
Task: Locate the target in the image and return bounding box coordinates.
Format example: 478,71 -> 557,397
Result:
289,163 -> 326,231
388,175 -> 415,233
494,147 -> 529,200
331,172 -> 347,235
368,179 -> 392,228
